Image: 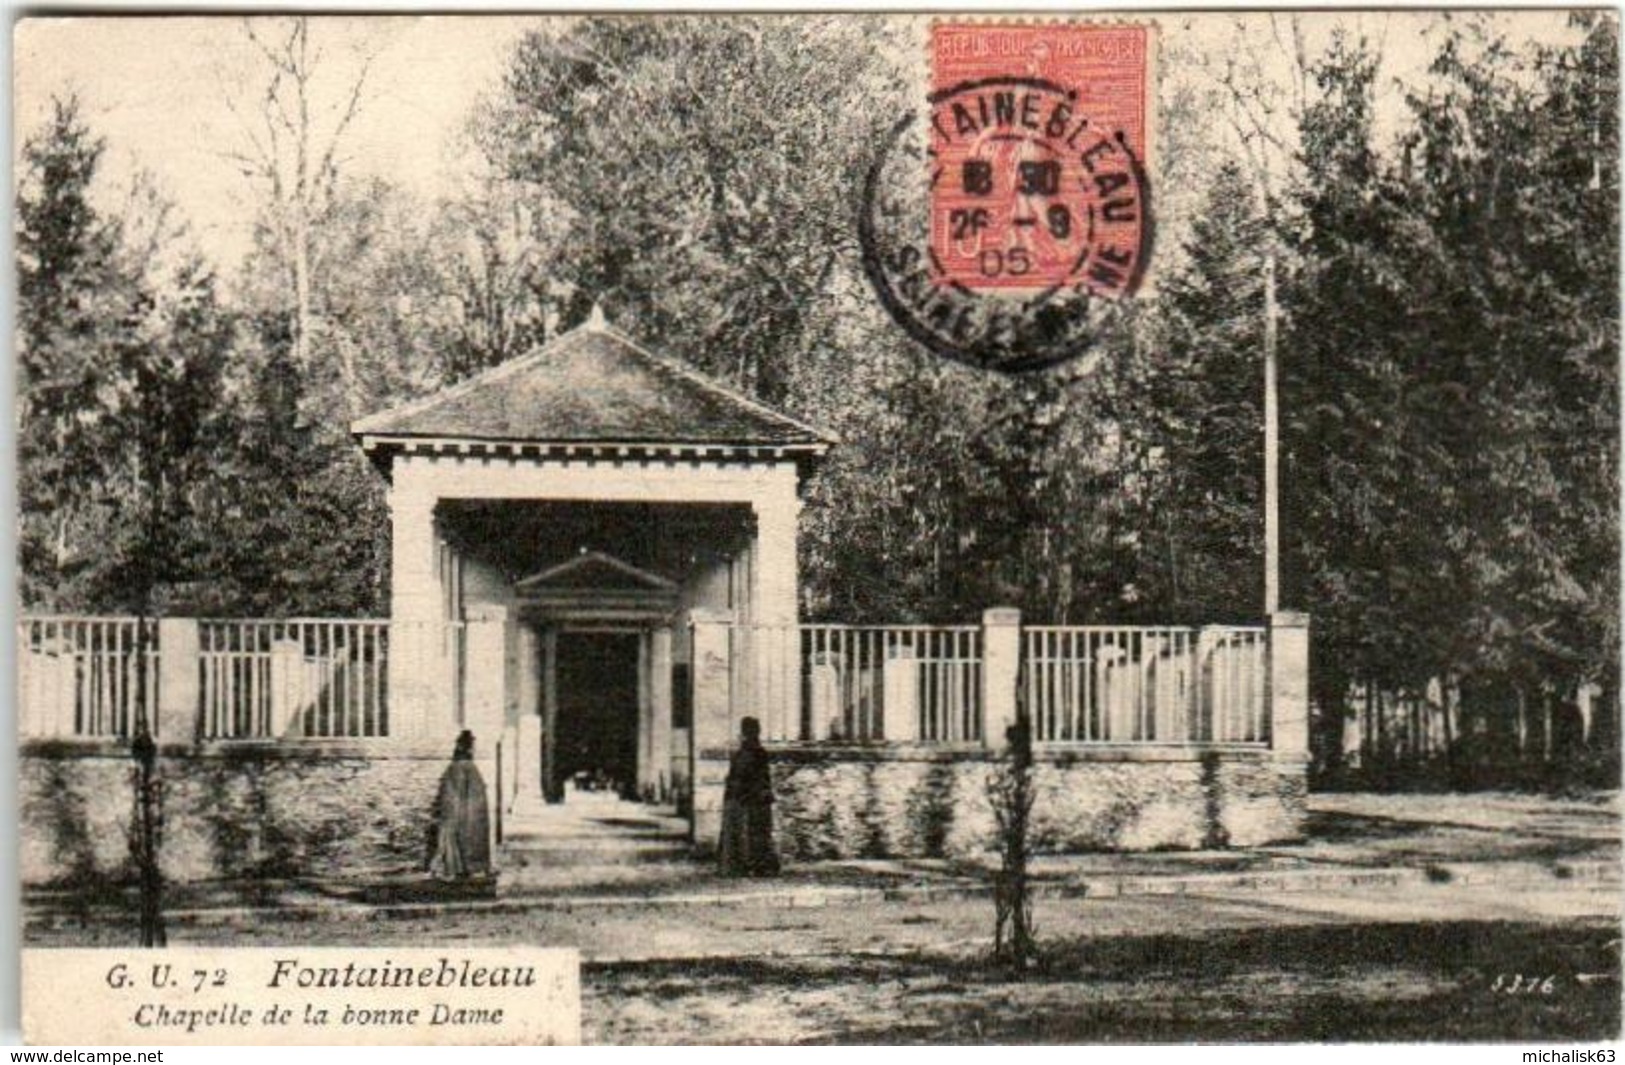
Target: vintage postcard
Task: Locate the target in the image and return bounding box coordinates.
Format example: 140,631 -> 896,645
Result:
12,10 -> 1621,1046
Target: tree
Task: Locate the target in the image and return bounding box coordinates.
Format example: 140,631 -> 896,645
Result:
1393,15 -> 1619,767
1123,160 -> 1269,623
17,97 -> 233,614
479,16 -> 908,402
1281,18 -> 1619,778
16,96 -> 143,609
426,166 -> 555,382
184,312 -> 390,617
225,16 -> 374,413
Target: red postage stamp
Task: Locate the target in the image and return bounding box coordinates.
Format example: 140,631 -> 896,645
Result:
929,22 -> 1153,294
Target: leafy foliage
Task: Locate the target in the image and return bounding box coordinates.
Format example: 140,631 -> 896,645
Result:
16,97 -> 234,612
13,18 -> 1620,783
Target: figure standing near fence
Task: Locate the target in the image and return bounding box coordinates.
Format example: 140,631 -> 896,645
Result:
429,729 -> 491,880
719,716 -> 779,876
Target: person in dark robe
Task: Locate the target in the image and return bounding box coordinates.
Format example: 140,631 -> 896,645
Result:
719,716 -> 779,877
429,730 -> 491,880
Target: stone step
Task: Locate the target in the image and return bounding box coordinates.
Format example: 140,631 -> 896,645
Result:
505,805 -> 686,824
503,825 -> 684,840
503,805 -> 688,839
493,858 -> 709,896
498,792 -> 696,868
502,838 -> 693,867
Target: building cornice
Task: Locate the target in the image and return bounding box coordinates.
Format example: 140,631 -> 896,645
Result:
358,434 -> 830,472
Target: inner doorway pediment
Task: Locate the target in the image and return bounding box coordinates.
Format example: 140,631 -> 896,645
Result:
516,549 -> 681,624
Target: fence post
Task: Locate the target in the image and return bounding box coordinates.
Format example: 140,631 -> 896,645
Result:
269,638 -> 305,736
981,607 -> 1022,747
883,643 -> 920,742
689,608 -> 736,852
1269,611 -> 1311,758
157,618 -> 199,743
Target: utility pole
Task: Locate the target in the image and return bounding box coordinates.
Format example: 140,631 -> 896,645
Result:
1264,247 -> 1281,616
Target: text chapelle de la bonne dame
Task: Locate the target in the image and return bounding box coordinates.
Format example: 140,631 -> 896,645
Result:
108,957 -> 542,1035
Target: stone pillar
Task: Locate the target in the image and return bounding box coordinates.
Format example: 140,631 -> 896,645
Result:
517,626 -> 541,724
386,472 -> 442,742
689,608 -> 735,851
883,644 -> 920,741
157,618 -> 200,743
539,628 -> 559,803
636,631 -> 653,795
981,607 -> 1022,748
516,715 -> 542,808
463,605 -> 509,859
1578,682 -> 1602,747
1269,611 -> 1311,760
751,484 -> 799,626
808,651 -> 842,741
507,624 -> 537,810
463,606 -> 509,750
649,626 -> 674,802
1341,684 -> 1364,768
269,638 -> 306,737
388,461 -> 442,623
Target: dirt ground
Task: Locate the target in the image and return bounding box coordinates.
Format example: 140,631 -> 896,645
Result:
577,885 -> 1622,1043
29,879 -> 1621,1043
585,918 -> 1621,1043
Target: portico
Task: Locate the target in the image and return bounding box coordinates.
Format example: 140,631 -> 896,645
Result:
352,310 -> 834,829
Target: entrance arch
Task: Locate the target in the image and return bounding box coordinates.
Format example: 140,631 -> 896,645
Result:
518,550 -> 680,805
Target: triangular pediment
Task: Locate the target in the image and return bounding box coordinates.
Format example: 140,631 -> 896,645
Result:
516,551 -> 677,594
353,316 -> 835,450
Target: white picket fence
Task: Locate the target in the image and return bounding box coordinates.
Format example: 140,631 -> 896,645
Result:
731,624 -> 984,743
727,621 -> 1270,747
19,613 -> 1271,750
1022,626 -> 1269,745
199,619 -> 405,739
18,616 -> 462,742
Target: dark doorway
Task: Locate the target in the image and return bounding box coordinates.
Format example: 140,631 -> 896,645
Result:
551,632 -> 640,800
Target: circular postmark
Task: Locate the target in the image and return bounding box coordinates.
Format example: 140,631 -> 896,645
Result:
859,57 -> 1154,374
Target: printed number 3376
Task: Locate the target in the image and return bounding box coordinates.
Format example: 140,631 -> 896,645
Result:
1490,974 -> 1558,994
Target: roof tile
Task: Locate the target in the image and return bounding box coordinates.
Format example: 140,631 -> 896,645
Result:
352,320 -> 834,448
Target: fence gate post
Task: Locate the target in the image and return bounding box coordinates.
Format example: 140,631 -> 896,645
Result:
156,618 -> 199,743
269,638 -> 306,737
981,607 -> 1023,747
688,608 -> 736,852
1268,611 -> 1311,759
883,642 -> 920,742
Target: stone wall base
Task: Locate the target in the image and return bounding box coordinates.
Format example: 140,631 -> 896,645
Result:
21,742 -> 447,886
26,744 -> 1308,880
766,747 -> 1307,860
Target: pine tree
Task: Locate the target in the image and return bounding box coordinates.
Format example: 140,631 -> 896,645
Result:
16,96 -> 146,609
1132,160 -> 1268,623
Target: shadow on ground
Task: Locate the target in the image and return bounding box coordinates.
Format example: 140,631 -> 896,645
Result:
586,919 -> 1622,1044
